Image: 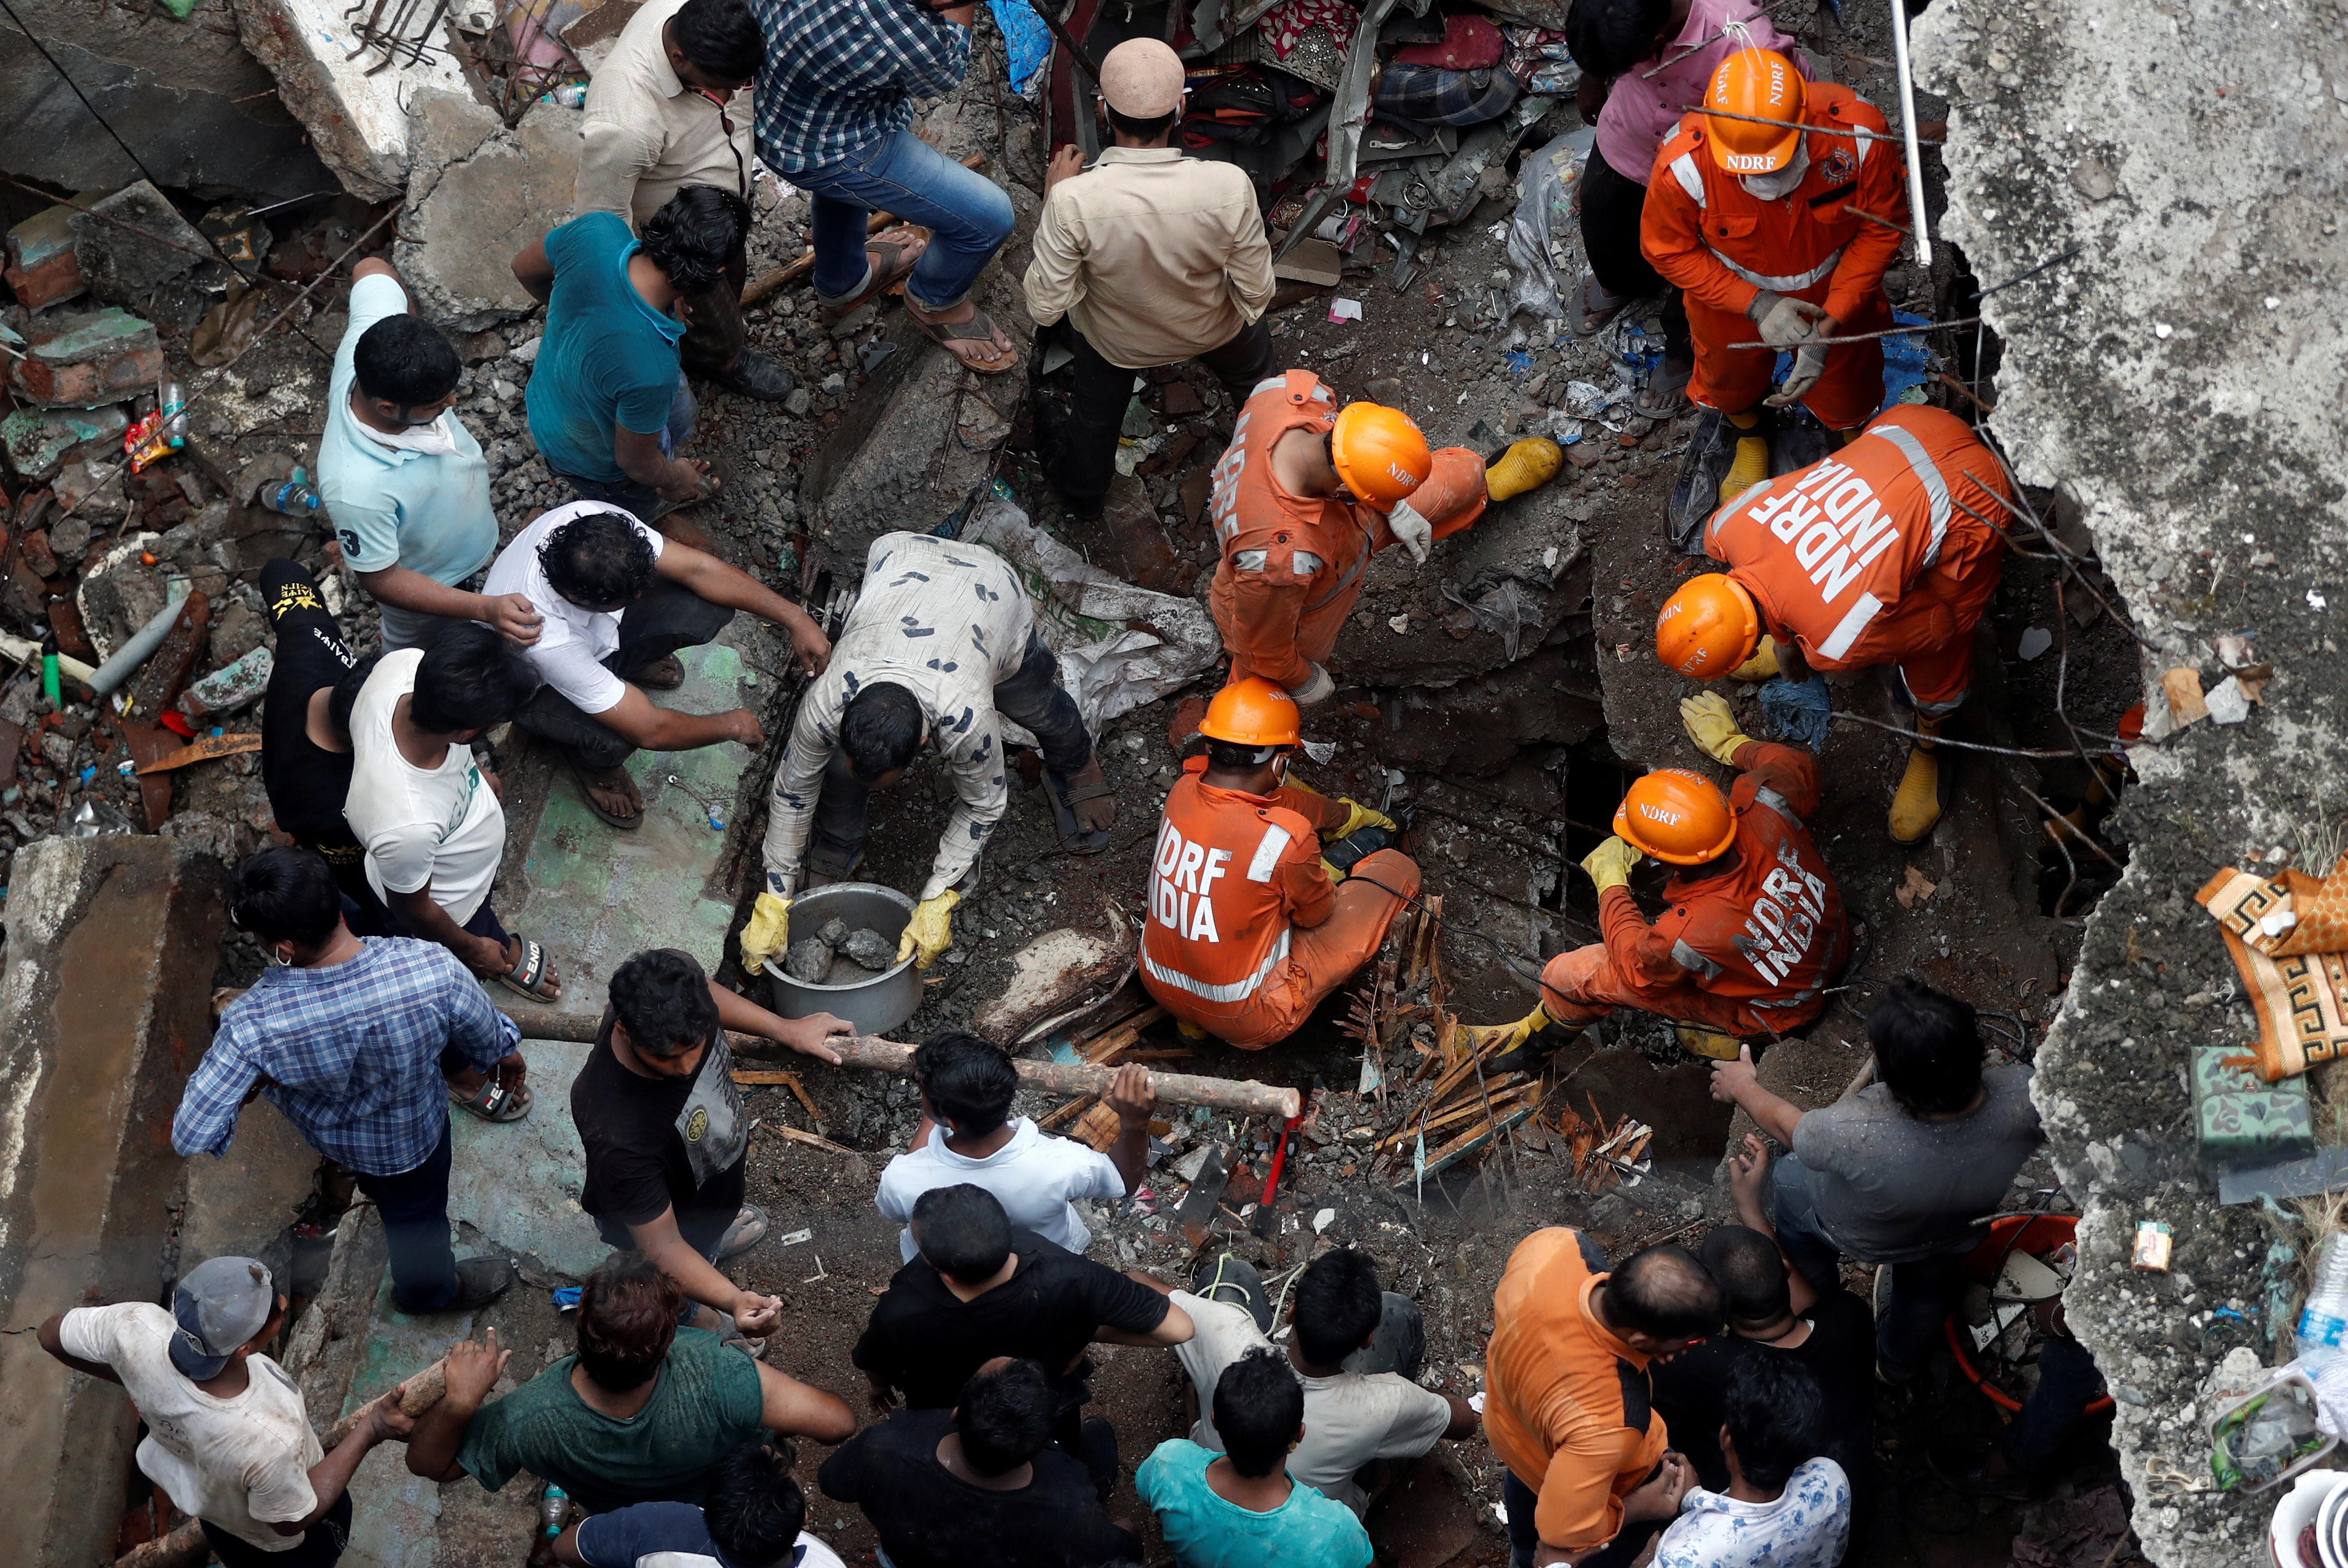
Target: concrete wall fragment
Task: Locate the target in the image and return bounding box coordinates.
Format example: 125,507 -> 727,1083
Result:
392,95 -> 583,332
227,0 -> 476,201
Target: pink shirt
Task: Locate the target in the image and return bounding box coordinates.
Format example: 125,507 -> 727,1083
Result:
1593,0 -> 1810,184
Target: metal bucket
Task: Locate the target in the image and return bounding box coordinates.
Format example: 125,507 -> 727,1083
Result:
761,882 -> 923,1037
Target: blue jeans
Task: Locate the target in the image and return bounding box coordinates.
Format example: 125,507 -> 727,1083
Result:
795,130 -> 1015,311
1771,1152 -> 1971,1377
550,381 -> 698,518
2003,1335 -> 2103,1470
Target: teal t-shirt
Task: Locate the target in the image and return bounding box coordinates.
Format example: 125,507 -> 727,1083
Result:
1135,1439 -> 1373,1568
455,1328 -> 767,1512
524,211 -> 686,484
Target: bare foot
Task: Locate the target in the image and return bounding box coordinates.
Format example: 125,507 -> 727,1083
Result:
579,765 -> 643,824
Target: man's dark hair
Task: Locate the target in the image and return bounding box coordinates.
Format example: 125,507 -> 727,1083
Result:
1291,1249 -> 1382,1366
539,509 -> 658,609
224,845 -> 343,950
1721,1354 -> 1824,1492
1204,738 -> 1278,772
704,1441 -> 805,1566
670,0 -> 765,82
1105,104 -> 1178,143
1213,1347 -> 1303,1480
1698,1225 -> 1792,1332
329,651 -> 379,737
955,1358 -> 1057,1475
642,184 -> 750,294
610,948 -> 721,1057
912,1031 -> 1018,1133
1563,0 -> 1670,79
409,621 -> 541,734
840,683 -> 925,783
912,1184 -> 1014,1284
1608,1243 -> 1724,1341
1870,977 -> 1984,1116
576,1257 -> 683,1390
353,313 -> 462,411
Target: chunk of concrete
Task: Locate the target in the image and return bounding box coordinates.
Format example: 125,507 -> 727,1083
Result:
69,179 -> 209,305
0,402 -> 129,484
783,935 -> 834,983
226,0 -> 475,201
4,202 -> 87,309
392,96 -> 582,331
0,836 -> 229,1568
175,1095 -> 317,1282
840,927 -> 896,971
803,318 -> 1023,549
4,305 -> 165,408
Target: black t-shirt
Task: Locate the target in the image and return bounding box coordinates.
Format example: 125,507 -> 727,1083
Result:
851,1231 -> 1170,1408
1651,1289 -> 1877,1496
258,563 -> 365,873
817,1408 -> 1141,1568
571,991 -> 747,1255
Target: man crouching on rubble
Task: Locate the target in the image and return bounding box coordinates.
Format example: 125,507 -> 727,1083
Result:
1138,678 -> 1418,1050
1463,692 -> 1847,1067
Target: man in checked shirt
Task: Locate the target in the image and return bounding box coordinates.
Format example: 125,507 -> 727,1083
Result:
175,847 -> 530,1313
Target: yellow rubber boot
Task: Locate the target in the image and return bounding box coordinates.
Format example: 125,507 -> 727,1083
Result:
1674,1024 -> 1744,1061
1176,1018 -> 1210,1041
1730,636 -> 1781,682
1486,437 -> 1564,501
1718,413 -> 1770,505
1889,716 -> 1944,843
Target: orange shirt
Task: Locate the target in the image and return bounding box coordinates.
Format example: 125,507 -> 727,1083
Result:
1485,1228 -> 1670,1551
1706,405 -> 2015,672
1139,757 -> 1350,1007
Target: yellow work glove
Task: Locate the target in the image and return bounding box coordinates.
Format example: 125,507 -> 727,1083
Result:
739,892 -> 791,973
1581,836 -> 1640,894
1680,692 -> 1755,767
1320,856 -> 1349,884
1333,797 -> 1397,838
896,889 -> 961,970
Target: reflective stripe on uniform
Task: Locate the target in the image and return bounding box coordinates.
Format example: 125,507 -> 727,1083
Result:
1866,421 -> 1952,565
1143,927 -> 1291,1002
1753,785 -> 1805,829
1302,551 -> 1364,612
1251,377 -> 1288,396
1246,824 -> 1292,882
1670,152 -> 1706,207
1670,938 -> 1722,981
1707,242 -> 1847,294
1818,590 -> 1884,660
1234,548 -> 1269,571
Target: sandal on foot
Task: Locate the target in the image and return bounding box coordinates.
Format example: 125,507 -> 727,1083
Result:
1637,357 -> 1693,419
572,760 -> 645,830
1571,274 -> 1631,338
906,302 -> 1020,375
817,228 -> 930,320
632,654 -> 686,691
1046,769 -> 1116,853
715,1203 -> 770,1261
451,1073 -> 532,1122
492,937 -> 561,1004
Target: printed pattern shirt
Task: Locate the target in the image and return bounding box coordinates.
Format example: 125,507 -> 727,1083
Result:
761,532 -> 1036,901
173,939 -> 519,1176
751,0 -> 970,173
1654,1458 -> 1851,1568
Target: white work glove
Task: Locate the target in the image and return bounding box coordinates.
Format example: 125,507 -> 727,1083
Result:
1746,291 -> 1830,348
1388,498 -> 1434,565
1766,343 -> 1830,407
1286,663 -> 1335,706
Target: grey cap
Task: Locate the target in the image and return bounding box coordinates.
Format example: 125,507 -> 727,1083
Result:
170,1256 -> 275,1379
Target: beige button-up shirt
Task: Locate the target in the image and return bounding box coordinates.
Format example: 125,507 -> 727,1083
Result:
573,0 -> 752,230
1023,146 -> 1277,370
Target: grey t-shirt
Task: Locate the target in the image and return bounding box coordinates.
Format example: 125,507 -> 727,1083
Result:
1792,1065 -> 2042,1262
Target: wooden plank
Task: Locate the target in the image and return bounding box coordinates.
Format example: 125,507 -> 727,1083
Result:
755,1120 -> 853,1155
1378,1081 -> 1539,1152
133,730 -> 261,773
1392,1103 -> 1538,1187
1039,1005 -> 1169,1128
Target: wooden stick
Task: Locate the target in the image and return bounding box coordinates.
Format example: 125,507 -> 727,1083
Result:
321,1360 -> 447,1449
116,1522 -> 207,1568
757,1120 -> 854,1156
740,154 -> 986,306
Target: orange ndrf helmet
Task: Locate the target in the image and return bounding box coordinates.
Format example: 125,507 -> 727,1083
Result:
1613,768 -> 1739,866
1199,677 -> 1302,749
1705,48 -> 1806,176
1656,574 -> 1762,679
1331,401 -> 1433,508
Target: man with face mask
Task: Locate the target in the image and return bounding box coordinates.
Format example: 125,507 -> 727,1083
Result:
1641,47 -> 1905,506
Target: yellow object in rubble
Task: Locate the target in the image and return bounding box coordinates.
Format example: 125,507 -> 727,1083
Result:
1719,435 -> 1771,504
1674,1023 -> 1744,1060
1485,437 -> 1564,502
1889,717 -> 1944,843
1730,635 -> 1781,682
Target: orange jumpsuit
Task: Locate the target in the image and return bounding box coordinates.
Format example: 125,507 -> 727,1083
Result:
1541,742 -> 1846,1038
1208,370 -> 1487,690
1138,756 -> 1421,1050
1706,405 -> 2014,714
1641,85 -> 1905,431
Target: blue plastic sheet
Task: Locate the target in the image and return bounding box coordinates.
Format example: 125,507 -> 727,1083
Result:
1761,675 -> 1833,753
1769,308 -> 1939,413
990,0 -> 1052,96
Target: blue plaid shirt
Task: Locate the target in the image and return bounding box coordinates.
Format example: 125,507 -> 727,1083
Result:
174,938 -> 520,1177
752,0 -> 970,173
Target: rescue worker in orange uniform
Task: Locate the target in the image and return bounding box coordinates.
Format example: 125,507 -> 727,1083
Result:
1138,678 -> 1422,1049
1656,404 -> 2017,842
1464,696 -> 1847,1063
1207,372 -> 1495,705
1642,47 -> 1906,504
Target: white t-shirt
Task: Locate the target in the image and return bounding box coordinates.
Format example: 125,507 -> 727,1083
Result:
1654,1458 -> 1852,1568
1168,1291 -> 1454,1517
875,1117 -> 1126,1261
482,499 -> 667,716
59,1303 -> 323,1552
344,647 -> 505,923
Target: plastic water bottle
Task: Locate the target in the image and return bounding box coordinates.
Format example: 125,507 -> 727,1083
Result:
2298,1234 -> 2348,1433
260,475 -> 323,518
537,1483 -> 569,1537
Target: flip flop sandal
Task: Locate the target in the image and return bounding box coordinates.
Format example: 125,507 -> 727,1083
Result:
631,654 -> 685,691
492,938 -> 561,1004
1636,357 -> 1693,419
571,760 -> 645,831
817,230 -> 930,320
1570,274 -> 1631,338
715,1203 -> 770,1261
1046,771 -> 1115,854
450,1074 -> 532,1122
906,304 -> 1020,375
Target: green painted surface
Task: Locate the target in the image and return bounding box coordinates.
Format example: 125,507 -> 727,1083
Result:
338,1272 -> 475,1567
447,1041 -> 608,1279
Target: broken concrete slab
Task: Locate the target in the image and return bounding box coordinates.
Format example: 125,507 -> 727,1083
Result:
4,305 -> 165,407
175,1096 -> 317,1282
69,179 -> 211,305
0,835 -> 229,1568
227,0 -> 475,201
445,1039 -> 609,1279
392,96 -> 584,332
0,402 -> 129,484
4,201 -> 87,309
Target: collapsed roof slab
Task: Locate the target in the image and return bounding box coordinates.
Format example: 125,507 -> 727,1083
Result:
1916,1 -> 2348,1561
228,0 -> 476,201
